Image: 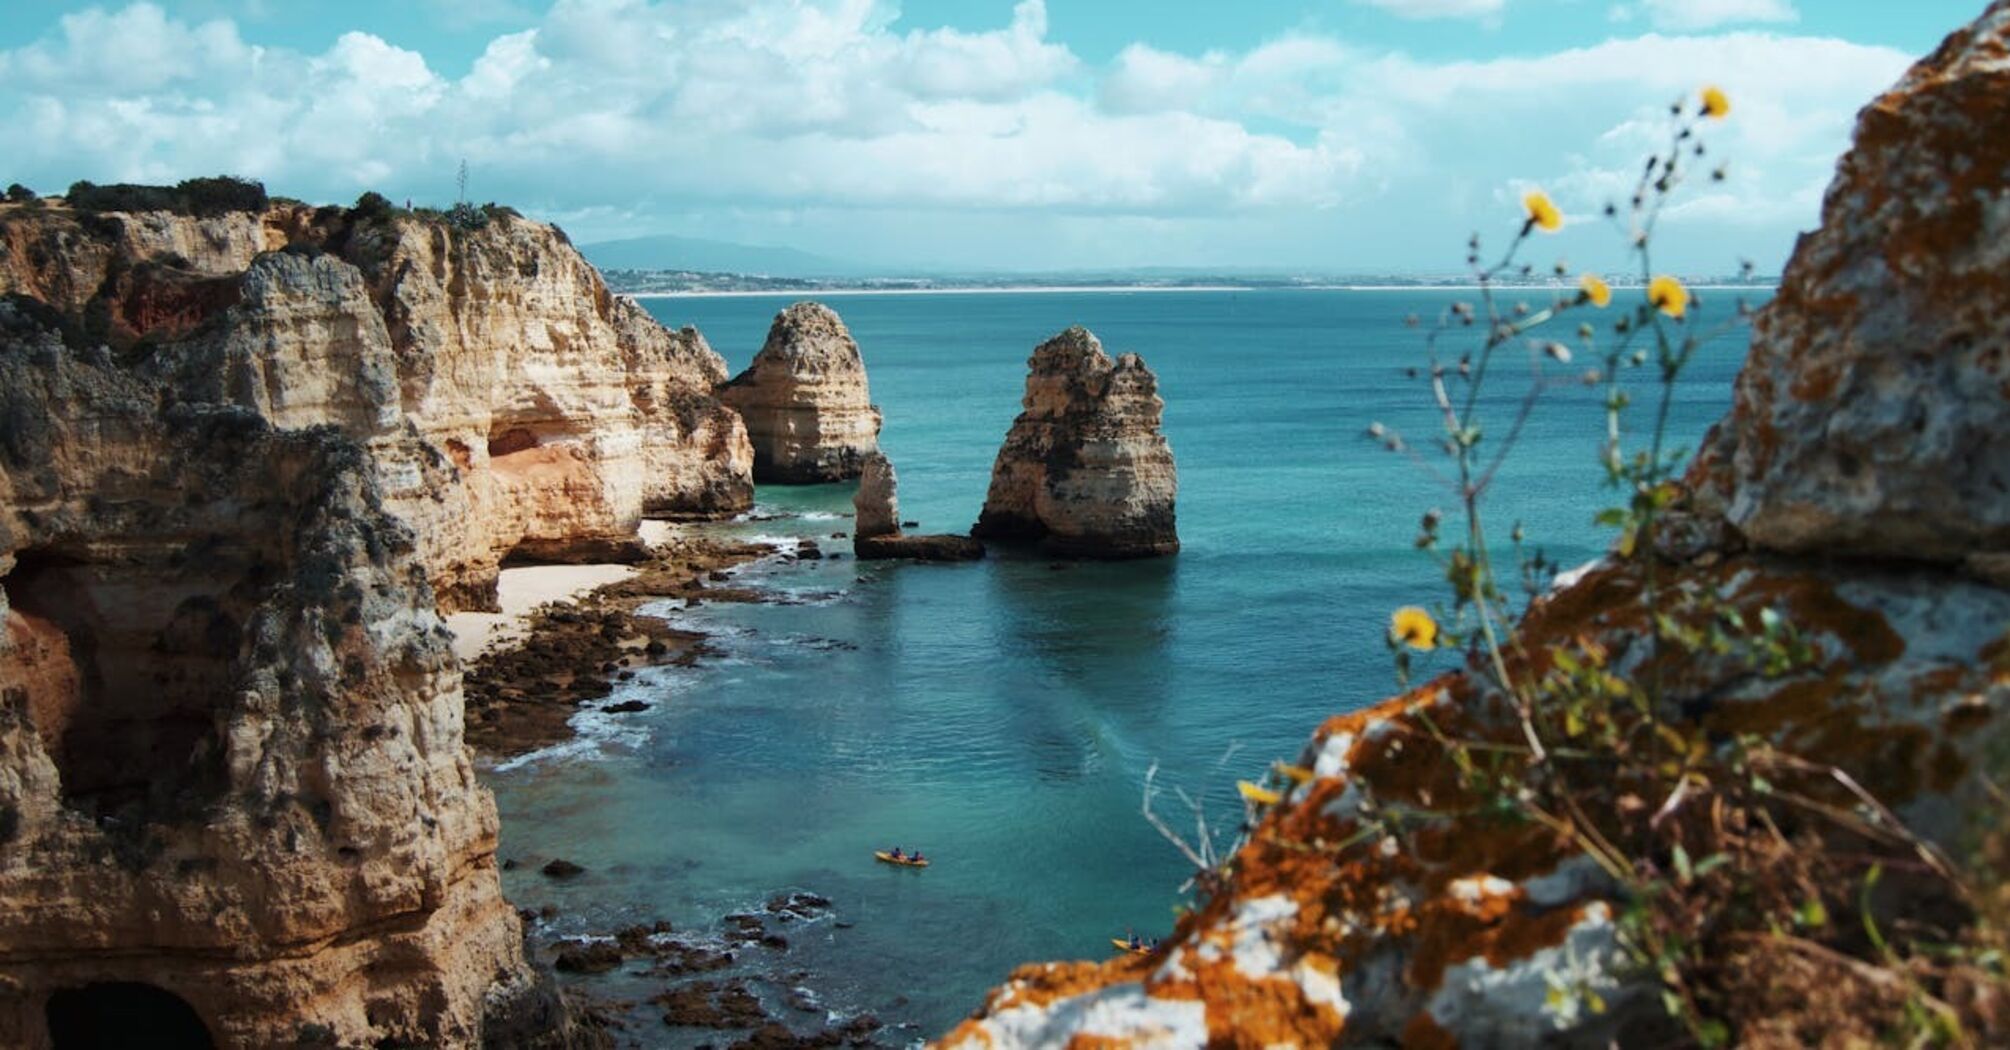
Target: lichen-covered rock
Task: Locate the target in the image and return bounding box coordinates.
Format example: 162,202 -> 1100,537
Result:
851,451 -> 984,561
717,301 -> 882,483
1705,1 -> 2010,574
0,199 -> 754,612
944,7 -> 2010,1047
0,300 -> 583,1047
971,327 -> 1178,558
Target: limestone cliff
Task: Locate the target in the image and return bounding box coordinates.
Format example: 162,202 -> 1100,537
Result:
972,327 -> 1178,558
0,300 -> 572,1046
0,199 -> 754,612
718,301 -> 881,483
942,7 -> 2010,1047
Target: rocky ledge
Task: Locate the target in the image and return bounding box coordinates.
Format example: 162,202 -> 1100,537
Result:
0,300 -> 583,1046
971,327 -> 1178,558
851,451 -> 984,562
718,301 -> 882,483
943,6 -> 2010,1047
0,197 -> 754,613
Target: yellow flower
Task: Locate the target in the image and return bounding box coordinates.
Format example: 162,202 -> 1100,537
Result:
1578,273 -> 1612,308
1523,190 -> 1563,233
1701,85 -> 1731,120
1237,780 -> 1283,806
1389,606 -> 1439,651
1649,275 -> 1690,318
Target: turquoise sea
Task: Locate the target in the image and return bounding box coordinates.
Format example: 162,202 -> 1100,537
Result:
488,288 -> 1755,1043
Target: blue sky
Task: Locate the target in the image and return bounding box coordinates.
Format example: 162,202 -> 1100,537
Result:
0,1 -> 1982,273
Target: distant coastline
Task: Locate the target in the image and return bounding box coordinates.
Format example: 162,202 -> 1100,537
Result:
623,282 -> 1780,300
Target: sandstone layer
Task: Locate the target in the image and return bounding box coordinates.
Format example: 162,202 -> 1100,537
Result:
851,452 -> 985,562
717,301 -> 881,483
971,327 -> 1178,558
0,200 -> 754,613
0,300 -> 574,1046
942,7 -> 2010,1047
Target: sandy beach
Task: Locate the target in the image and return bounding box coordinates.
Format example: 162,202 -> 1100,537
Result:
443,563 -> 639,663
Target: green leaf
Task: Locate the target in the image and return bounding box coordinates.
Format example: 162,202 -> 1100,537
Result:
1593,507 -> 1629,527
1796,897 -> 1829,929
1673,843 -> 1693,884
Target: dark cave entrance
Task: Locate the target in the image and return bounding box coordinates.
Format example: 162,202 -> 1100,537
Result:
2,547 -> 230,823
45,982 -> 215,1050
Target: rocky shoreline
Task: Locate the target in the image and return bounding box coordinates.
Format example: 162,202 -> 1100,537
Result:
461,532 -> 776,759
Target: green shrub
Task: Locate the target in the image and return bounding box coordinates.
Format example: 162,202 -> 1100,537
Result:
64,176 -> 268,216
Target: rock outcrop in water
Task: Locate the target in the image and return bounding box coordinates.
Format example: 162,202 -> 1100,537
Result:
851,451 -> 984,562
971,327 -> 1178,558
717,301 -> 881,483
942,8 -> 2010,1047
0,200 -> 754,612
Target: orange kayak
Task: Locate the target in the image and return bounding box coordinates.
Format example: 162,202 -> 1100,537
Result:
1111,938 -> 1151,956
874,851 -> 929,868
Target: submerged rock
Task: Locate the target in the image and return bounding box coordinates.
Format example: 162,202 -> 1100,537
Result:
718,302 -> 882,483
971,327 -> 1178,558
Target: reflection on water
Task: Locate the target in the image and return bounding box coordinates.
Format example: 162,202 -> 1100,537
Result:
486,290 -> 1753,1041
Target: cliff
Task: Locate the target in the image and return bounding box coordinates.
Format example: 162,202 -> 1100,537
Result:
717,301 -> 881,483
0,299 -> 571,1045
0,199 -> 753,612
972,327 -> 1179,558
942,7 -> 2010,1047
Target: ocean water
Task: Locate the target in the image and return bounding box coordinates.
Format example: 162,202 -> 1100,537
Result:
487,288 -> 1756,1041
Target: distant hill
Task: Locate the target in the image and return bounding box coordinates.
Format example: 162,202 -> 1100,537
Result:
579,234 -> 862,277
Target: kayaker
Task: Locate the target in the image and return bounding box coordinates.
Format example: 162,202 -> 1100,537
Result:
910,851 -> 925,863
1128,934 -> 1142,950
890,847 -> 904,860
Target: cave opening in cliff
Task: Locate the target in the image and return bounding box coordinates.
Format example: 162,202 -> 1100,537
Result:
2,548 -> 230,825
45,982 -> 215,1049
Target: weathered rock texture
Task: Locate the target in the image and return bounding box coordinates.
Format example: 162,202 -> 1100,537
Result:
851,452 -> 985,562
971,327 -> 1178,558
941,8 -> 2010,1047
0,201 -> 753,612
717,301 -> 881,483
1704,6 -> 2010,579
0,302 -> 575,1046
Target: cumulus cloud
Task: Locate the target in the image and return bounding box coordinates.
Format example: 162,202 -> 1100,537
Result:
0,0 -> 1913,268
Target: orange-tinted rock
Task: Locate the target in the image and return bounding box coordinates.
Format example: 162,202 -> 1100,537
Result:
0,199 -> 754,613
1708,1 -> 2010,574
944,6 -> 2010,1046
972,327 -> 1178,559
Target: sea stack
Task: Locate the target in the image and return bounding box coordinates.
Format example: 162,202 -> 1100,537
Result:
943,8 -> 2010,1046
972,326 -> 1178,558
718,301 -> 882,483
852,452 -> 985,561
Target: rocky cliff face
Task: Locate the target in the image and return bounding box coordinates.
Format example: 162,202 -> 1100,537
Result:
717,301 -> 881,483
0,200 -> 753,612
0,300 -> 571,1046
942,8 -> 2010,1047
971,327 -> 1178,558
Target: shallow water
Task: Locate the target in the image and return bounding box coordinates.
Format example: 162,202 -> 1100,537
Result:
488,288 -> 1756,1040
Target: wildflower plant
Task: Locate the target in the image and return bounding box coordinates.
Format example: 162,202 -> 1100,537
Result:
1346,86 -> 2008,1046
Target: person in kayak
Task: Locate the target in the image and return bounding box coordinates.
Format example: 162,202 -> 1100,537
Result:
889,847 -> 904,860
910,850 -> 925,863
1128,933 -> 1142,951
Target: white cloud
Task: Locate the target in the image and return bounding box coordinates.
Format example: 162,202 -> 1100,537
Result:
1351,0 -> 1505,20
0,0 -> 1917,270
1628,0 -> 1798,31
